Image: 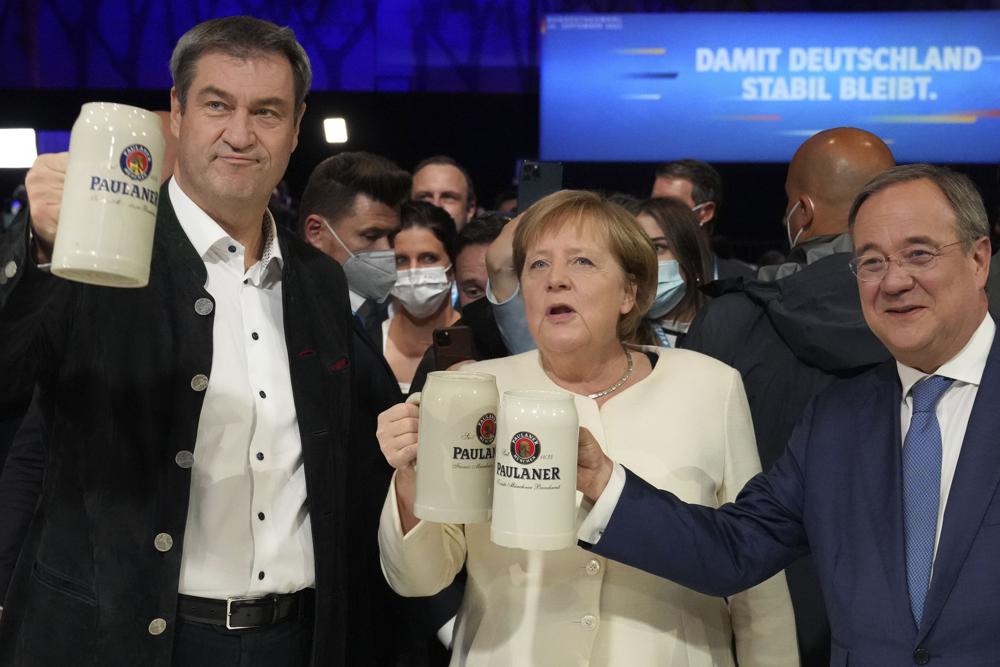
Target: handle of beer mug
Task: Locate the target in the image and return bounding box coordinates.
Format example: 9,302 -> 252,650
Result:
403,392 -> 421,467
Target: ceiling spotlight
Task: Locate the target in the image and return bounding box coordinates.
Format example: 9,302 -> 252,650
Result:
0,129 -> 38,168
324,118 -> 348,144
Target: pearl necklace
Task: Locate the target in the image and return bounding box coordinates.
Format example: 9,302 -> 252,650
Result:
587,347 -> 634,400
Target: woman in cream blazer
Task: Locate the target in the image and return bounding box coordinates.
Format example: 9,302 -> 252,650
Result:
377,191 -> 797,666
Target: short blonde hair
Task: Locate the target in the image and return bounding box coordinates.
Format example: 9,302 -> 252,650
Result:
513,190 -> 657,342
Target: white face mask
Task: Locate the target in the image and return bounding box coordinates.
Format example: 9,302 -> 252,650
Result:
391,265 -> 453,319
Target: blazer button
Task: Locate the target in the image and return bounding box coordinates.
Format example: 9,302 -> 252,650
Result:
3,260 -> 16,278
585,559 -> 601,576
913,648 -> 930,665
581,614 -> 598,630
154,533 -> 174,552
190,374 -> 209,392
175,450 -> 194,469
148,618 -> 167,635
194,297 -> 214,316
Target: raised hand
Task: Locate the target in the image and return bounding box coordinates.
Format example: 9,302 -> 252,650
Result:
24,152 -> 69,262
376,397 -> 422,533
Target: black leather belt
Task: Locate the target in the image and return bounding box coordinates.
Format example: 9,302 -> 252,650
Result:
177,589 -> 314,630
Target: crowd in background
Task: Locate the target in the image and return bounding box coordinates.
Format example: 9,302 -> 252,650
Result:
3,14 -> 1000,667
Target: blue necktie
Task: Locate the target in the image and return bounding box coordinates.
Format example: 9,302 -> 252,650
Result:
902,374 -> 954,625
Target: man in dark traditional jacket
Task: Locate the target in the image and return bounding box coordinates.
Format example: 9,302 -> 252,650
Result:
0,16 -> 391,667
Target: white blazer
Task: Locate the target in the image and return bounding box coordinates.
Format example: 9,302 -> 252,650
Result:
379,347 -> 798,666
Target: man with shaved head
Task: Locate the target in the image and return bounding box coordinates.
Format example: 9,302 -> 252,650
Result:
681,127 -> 897,666
762,127 -> 897,279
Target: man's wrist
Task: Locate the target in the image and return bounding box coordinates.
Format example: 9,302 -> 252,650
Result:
28,221 -> 53,266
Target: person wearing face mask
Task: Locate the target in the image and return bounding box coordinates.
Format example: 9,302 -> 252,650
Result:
300,152 -> 412,332
299,151 -> 419,665
634,198 -> 713,348
681,127 -> 897,666
383,201 -> 460,393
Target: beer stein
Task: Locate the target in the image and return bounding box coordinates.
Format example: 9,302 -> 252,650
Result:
491,390 -> 579,551
414,371 -> 499,523
52,102 -> 165,288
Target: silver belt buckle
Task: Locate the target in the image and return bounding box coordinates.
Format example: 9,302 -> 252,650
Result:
225,595 -> 259,630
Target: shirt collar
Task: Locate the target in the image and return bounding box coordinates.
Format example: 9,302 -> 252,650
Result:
169,178 -> 283,280
897,313 -> 995,400
349,289 -> 366,314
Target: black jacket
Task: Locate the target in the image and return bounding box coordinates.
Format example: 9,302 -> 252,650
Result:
714,254 -> 756,281
682,251 -> 890,471
0,189 -> 393,666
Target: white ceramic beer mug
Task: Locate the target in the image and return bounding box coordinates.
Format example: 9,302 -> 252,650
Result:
414,371 -> 499,523
52,102 -> 165,288
491,390 -> 579,551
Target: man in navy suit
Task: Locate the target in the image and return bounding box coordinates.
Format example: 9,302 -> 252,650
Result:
576,163 -> 997,666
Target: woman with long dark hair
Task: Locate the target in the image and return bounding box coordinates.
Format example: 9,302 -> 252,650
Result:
634,197 -> 714,347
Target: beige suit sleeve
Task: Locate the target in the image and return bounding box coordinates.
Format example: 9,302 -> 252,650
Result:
378,472 -> 468,597
720,369 -> 801,667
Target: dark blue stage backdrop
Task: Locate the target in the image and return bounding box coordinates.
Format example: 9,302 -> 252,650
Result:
540,12 -> 1000,163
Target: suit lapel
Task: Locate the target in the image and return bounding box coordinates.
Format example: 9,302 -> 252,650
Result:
918,331 -> 1000,641
861,362 -> 919,635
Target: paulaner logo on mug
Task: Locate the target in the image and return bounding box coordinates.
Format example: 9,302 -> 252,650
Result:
51,102 -> 165,288
120,144 -> 154,181
477,413 -> 497,445
510,432 -> 541,465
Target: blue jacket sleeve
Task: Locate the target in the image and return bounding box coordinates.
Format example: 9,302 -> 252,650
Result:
587,399 -> 816,597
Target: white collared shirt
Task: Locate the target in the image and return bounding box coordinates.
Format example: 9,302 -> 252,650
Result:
897,313 -> 995,562
349,288 -> 366,314
170,179 -> 313,597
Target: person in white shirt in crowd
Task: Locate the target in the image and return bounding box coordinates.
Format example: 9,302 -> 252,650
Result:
382,201 -> 460,393
376,190 -> 798,666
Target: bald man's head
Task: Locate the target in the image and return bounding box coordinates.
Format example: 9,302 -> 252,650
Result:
784,127 -> 895,244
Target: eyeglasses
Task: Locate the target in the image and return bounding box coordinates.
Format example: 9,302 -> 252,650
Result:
848,240 -> 964,283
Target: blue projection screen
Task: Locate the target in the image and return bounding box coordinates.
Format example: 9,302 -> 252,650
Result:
540,12 -> 1000,163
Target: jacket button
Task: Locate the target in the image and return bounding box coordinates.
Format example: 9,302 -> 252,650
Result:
190,374 -> 209,392
148,618 -> 167,635
913,648 -> 930,665
194,297 -> 214,316
581,614 -> 598,629
175,450 -> 194,469
3,260 -> 16,278
154,533 -> 174,552
585,559 -> 601,576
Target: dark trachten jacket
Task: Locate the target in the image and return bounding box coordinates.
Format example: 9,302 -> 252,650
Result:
683,249 -> 889,471
0,188 -> 387,666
